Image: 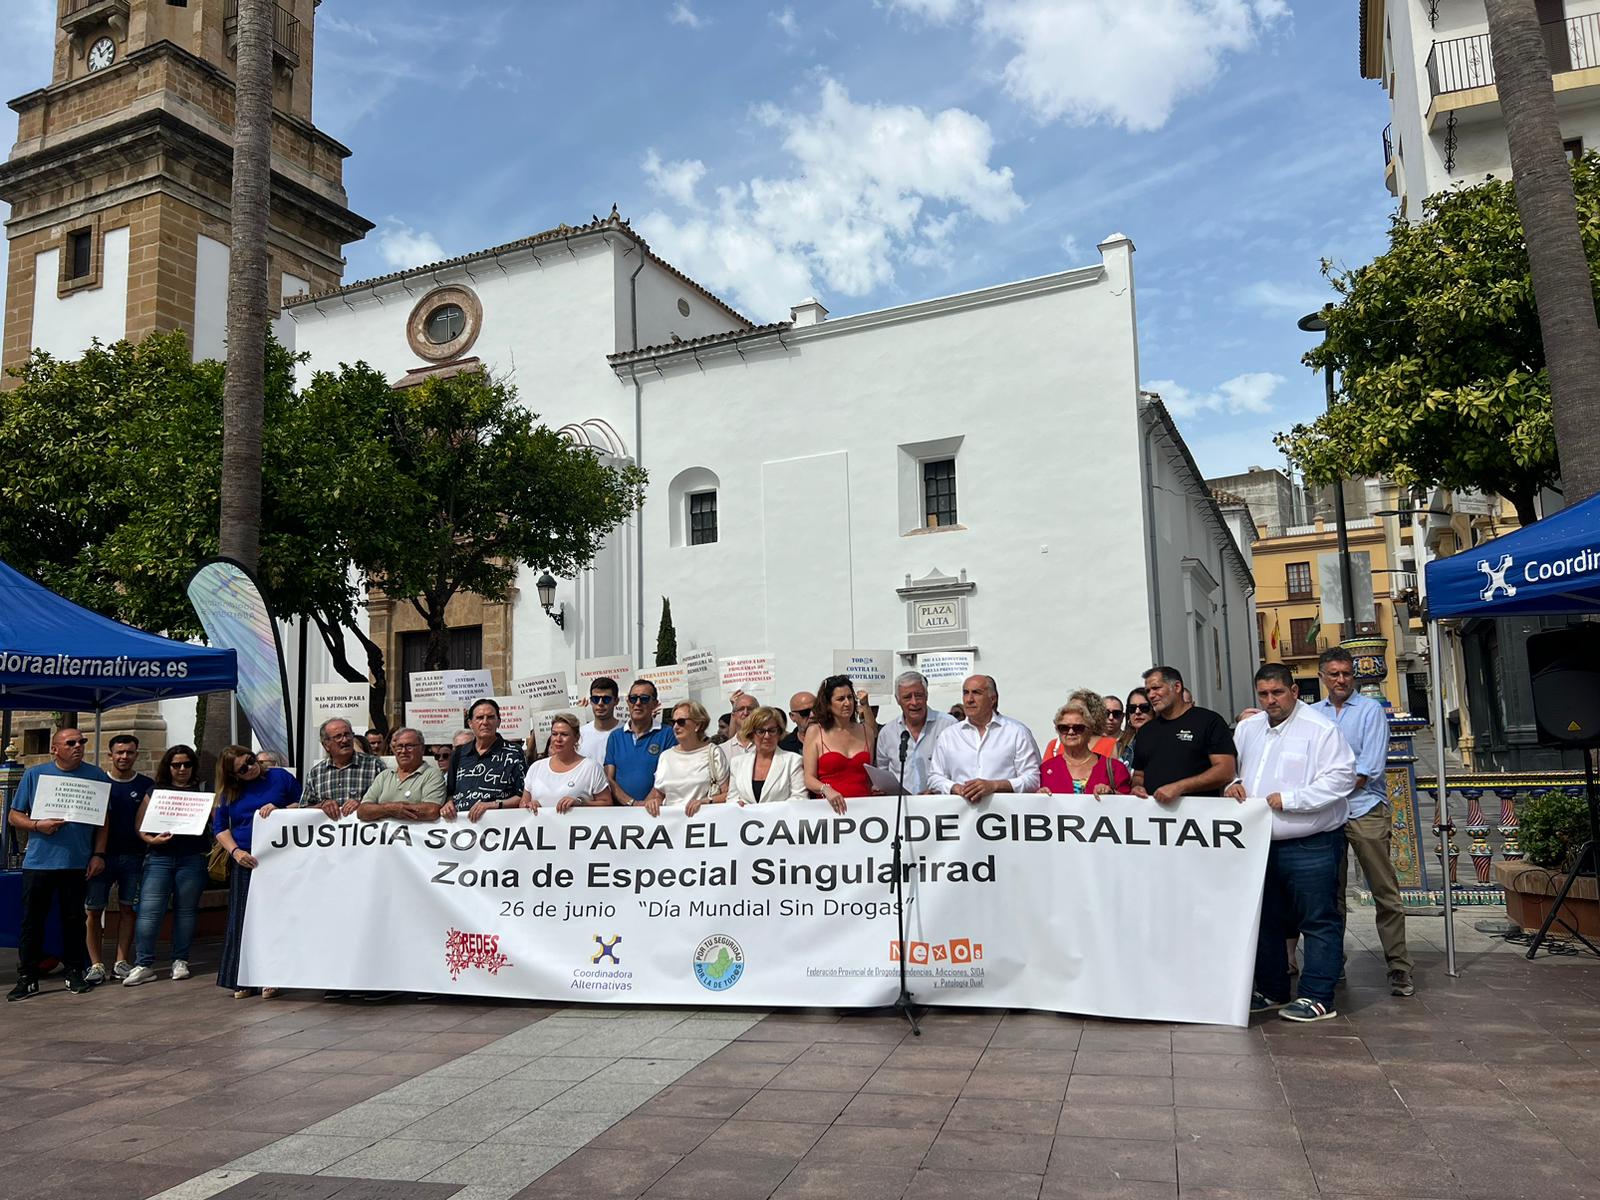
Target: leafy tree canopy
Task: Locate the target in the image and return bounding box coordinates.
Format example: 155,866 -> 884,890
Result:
1272,162 -> 1600,526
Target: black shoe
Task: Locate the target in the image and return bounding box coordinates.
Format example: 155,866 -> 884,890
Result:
64,972 -> 95,994
6,978 -> 39,1002
1388,969 -> 1415,997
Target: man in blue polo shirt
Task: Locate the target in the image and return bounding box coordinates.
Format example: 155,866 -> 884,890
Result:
605,678 -> 676,805
1313,647 -> 1414,998
7,727 -> 111,1001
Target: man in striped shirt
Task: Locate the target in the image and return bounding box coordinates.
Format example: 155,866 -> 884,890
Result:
303,718 -> 385,819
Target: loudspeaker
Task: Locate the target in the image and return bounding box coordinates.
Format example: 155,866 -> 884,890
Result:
1528,625 -> 1600,749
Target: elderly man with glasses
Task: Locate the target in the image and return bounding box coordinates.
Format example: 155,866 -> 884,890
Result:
7,728 -> 112,1001
604,679 -> 677,807
359,728 -> 448,822
303,718 -> 385,821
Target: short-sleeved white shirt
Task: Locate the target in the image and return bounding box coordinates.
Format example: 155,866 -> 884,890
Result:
522,757 -> 610,806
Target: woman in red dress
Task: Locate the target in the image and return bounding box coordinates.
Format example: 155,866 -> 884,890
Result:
803,674 -> 878,813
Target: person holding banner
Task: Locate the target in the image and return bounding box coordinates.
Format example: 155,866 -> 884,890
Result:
648,702 -> 730,817
303,719 -> 384,820
358,728 -> 447,822
928,675 -> 1042,802
523,714 -> 611,813
1041,690 -> 1120,769
1225,664 -> 1357,1023
804,675 -> 879,812
6,728 -> 111,1001
124,745 -> 212,986
446,699 -> 527,822
1039,696 -> 1134,796
605,679 -> 677,806
212,747 -> 301,998
874,672 -> 955,796
728,708 -> 806,804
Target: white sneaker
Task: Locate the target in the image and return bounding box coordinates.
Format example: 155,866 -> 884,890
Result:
122,965 -> 157,987
171,960 -> 191,980
113,960 -> 133,979
83,963 -> 107,984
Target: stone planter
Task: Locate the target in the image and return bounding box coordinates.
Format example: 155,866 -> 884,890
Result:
1494,859 -> 1600,939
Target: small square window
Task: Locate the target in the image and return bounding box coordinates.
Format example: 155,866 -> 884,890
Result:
1564,136 -> 1584,162
688,491 -> 718,545
1285,561 -> 1313,600
68,229 -> 92,280
922,458 -> 957,529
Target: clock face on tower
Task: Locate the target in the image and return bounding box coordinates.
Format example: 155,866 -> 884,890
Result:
87,37 -> 116,72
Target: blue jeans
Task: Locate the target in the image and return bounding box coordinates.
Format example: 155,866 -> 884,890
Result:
135,852 -> 208,967
1255,827 -> 1346,1005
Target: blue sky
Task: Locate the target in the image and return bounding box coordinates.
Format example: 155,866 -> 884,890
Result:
3,0 -> 1395,478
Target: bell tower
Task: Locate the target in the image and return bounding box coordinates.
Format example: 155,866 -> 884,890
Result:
1,0 -> 371,375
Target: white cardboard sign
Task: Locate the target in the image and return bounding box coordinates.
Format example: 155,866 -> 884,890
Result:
683,648 -> 718,690
494,696 -> 533,740
310,684 -> 368,731
406,703 -> 465,743
576,656 -> 634,693
834,649 -> 895,690
639,664 -> 687,699
512,672 -> 570,711
139,789 -> 215,837
719,655 -> 775,692
31,775 -> 112,826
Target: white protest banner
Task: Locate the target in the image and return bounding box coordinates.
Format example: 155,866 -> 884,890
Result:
32,775 -> 112,826
442,669 -> 494,705
531,709 -> 560,744
512,672 -> 569,712
576,656 -> 634,694
918,650 -> 975,708
242,794 -> 1271,1026
683,648 -> 718,690
310,684 -> 368,731
139,788 -> 215,837
494,696 -> 532,740
406,703 -> 464,743
834,649 -> 894,691
409,671 -> 447,701
639,664 -> 687,699
719,655 -> 775,693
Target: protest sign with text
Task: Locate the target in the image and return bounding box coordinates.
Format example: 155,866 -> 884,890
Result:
512,672 -> 569,711
639,664 -> 687,698
32,775 -> 112,826
493,697 -> 532,740
242,794 -> 1271,1025
834,650 -> 894,690
576,656 -> 633,694
683,648 -> 718,690
139,789 -> 215,837
310,684 -> 369,731
406,703 -> 465,743
719,655 -> 775,692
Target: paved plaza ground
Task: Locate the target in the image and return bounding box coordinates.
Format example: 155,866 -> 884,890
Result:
1,908 -> 1597,1200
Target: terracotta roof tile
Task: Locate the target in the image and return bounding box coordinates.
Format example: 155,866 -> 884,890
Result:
607,320 -> 793,366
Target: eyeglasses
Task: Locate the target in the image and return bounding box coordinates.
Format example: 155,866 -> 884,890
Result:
754,727 -> 780,737
1055,723 -> 1089,735
627,694 -> 654,705
590,695 -> 617,705
392,742 -> 423,751
670,717 -> 692,728
1128,703 -> 1153,714
62,738 -> 89,747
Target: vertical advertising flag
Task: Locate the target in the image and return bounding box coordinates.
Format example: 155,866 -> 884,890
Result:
186,558 -> 293,760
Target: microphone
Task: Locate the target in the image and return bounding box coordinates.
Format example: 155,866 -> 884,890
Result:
899,729 -> 911,763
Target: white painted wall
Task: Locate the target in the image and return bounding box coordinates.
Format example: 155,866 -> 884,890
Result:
29,225 -> 129,358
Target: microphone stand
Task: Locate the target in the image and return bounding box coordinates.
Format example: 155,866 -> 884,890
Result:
891,728 -> 921,1035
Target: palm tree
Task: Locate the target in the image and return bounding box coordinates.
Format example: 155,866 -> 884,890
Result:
219,0 -> 274,567
1484,0 -> 1600,506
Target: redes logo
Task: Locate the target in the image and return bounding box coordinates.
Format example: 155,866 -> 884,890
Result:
693,933 -> 745,991
445,928 -> 511,980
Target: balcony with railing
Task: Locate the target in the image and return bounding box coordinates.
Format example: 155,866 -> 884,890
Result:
1427,13 -> 1600,98
61,0 -> 129,41
224,0 -> 301,71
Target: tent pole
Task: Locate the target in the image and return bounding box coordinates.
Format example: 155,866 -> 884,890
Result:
230,692 -> 238,747
1427,618 -> 1458,977
93,707 -> 102,767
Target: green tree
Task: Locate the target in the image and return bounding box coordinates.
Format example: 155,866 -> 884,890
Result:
655,597 -> 678,667
1272,161 -> 1600,527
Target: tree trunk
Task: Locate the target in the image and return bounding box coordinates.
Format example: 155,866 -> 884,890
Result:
218,0 -> 274,566
1485,0 -> 1600,506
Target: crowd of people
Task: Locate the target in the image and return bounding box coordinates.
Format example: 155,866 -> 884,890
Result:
6,652 -> 1413,1023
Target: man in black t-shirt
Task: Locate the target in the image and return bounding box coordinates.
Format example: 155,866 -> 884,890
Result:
1130,665 -> 1238,804
85,733 -> 154,983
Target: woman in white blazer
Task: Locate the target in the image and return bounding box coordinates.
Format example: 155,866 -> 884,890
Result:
727,707 -> 807,804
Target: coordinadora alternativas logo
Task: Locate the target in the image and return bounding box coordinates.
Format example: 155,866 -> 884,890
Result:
693,933 -> 745,991
1478,546 -> 1599,602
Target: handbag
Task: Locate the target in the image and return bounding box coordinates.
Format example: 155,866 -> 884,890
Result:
207,837 -> 230,884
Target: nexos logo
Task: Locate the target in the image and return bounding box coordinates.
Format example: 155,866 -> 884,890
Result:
889,938 -> 983,964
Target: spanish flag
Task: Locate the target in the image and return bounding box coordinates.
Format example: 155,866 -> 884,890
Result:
1269,612 -> 1281,653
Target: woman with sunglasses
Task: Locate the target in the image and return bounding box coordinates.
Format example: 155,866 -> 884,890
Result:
212,744 -> 301,998
646,702 -> 730,817
1119,688 -> 1154,767
123,746 -> 212,986
1042,688 -> 1121,765
727,707 -> 806,805
804,674 -> 878,814
1041,696 -> 1133,796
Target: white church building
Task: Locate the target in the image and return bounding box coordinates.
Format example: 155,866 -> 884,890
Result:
281,212 -> 1256,749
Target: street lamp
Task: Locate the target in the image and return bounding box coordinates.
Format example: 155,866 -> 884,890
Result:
535,572 -> 564,629
1299,308 -> 1358,638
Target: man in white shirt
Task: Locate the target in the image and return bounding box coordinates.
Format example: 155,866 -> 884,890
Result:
722,691 -> 759,758
929,675 -> 1041,801
579,677 -> 622,761
1226,663 -> 1356,1024
876,670 -> 957,795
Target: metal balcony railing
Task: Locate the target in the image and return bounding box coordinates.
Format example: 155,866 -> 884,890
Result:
223,0 -> 301,69
1383,122 -> 1394,167
1427,14 -> 1600,97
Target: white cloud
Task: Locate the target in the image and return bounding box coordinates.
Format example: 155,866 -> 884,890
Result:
771,7 -> 800,37
376,220 -> 445,270
669,2 -> 705,28
894,0 -> 1287,132
1237,280 -> 1333,315
1060,234 -> 1083,262
643,150 -> 708,211
1146,371 -> 1284,419
638,77 -> 1023,319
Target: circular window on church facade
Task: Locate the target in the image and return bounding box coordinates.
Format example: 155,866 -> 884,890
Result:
407,285 -> 482,362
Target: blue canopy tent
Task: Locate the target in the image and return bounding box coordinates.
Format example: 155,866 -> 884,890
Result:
1422,491 -> 1600,972
0,558 -> 237,950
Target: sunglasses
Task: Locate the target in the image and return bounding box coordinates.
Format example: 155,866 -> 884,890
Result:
238,755 -> 259,769
670,717 -> 692,727
1104,710 -> 1125,720
433,751 -> 451,760
1055,723 -> 1089,735
62,738 -> 89,747
170,760 -> 195,769
627,694 -> 655,705
1128,703 -> 1153,714
590,695 -> 617,705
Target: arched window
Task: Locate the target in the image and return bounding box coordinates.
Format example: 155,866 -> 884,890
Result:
667,467 -> 721,547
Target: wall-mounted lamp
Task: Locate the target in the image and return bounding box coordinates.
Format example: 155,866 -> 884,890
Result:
535,572 -> 565,629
